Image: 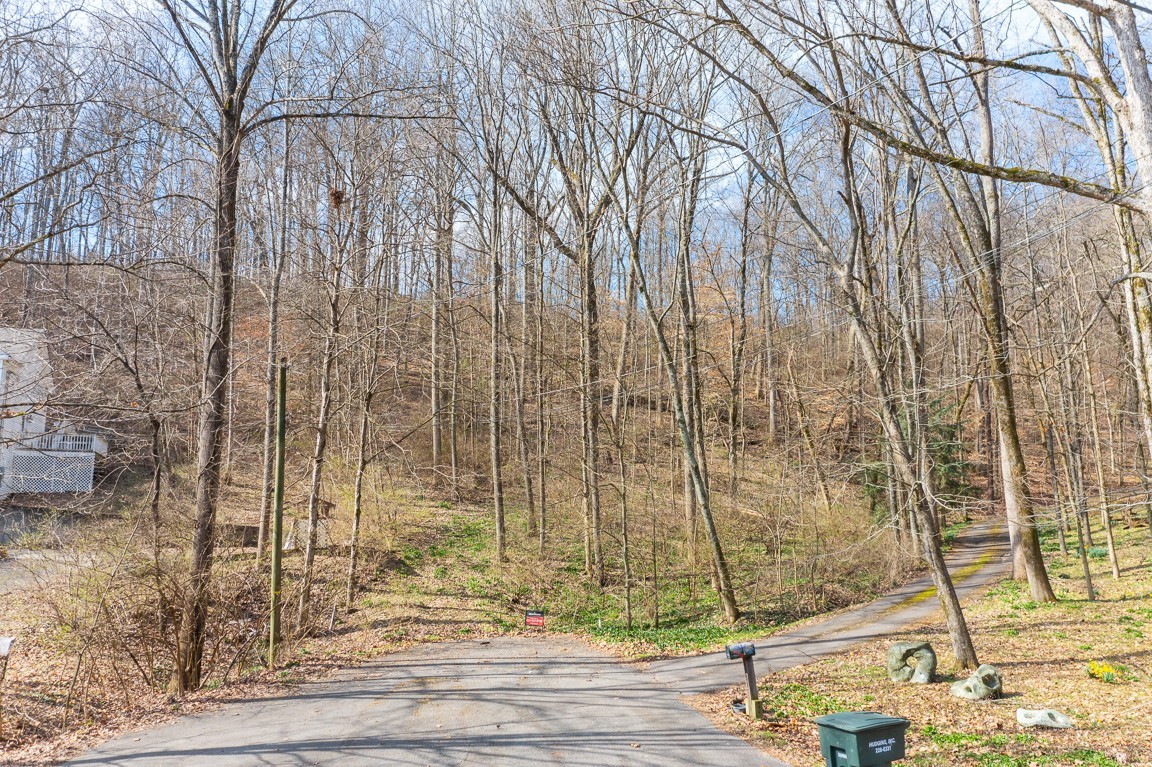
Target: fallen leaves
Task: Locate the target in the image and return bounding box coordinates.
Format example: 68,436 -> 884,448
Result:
687,524 -> 1152,767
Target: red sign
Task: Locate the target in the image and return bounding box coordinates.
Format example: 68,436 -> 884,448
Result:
525,610 -> 544,627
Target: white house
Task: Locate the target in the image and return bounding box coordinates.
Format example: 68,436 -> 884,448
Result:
0,328 -> 107,497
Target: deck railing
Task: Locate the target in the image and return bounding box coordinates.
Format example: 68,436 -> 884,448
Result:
24,434 -> 96,452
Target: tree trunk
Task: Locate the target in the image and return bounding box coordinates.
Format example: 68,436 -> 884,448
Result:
580,235 -> 602,584
174,111 -> 241,693
297,225 -> 343,632
626,233 -> 741,623
346,389 -> 373,604
490,181 -> 506,564
431,154 -> 453,481
257,121 -> 291,561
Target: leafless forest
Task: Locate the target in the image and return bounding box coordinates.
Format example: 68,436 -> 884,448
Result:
3,0 -> 1152,714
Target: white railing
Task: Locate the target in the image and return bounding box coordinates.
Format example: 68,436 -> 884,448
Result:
25,434 -> 96,452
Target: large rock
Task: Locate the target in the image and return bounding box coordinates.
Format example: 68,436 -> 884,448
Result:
1016,708 -> 1073,729
950,664 -> 1003,700
886,641 -> 937,683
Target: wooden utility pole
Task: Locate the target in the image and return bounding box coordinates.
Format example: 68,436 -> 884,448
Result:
269,358 -> 288,668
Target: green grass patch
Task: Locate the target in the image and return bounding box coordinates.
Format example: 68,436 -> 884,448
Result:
911,736 -> 1119,767
588,621 -> 778,654
971,752 -> 1119,767
760,683 -> 844,719
941,520 -> 970,548
920,725 -> 983,747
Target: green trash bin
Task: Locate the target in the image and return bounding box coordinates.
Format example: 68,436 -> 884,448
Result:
813,712 -> 909,767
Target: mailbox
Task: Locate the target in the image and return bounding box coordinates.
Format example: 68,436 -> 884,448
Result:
724,642 -> 761,718
814,712 -> 909,767
725,641 -> 756,660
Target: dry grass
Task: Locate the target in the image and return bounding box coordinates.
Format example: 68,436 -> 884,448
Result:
0,494 -> 519,766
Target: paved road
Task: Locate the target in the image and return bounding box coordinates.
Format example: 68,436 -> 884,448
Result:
64,522 -> 1008,767
0,549 -> 61,597
67,637 -> 789,767
647,522 -> 1011,693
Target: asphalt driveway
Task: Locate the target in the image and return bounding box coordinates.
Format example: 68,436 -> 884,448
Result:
63,522 -> 1009,767
66,637 -> 789,767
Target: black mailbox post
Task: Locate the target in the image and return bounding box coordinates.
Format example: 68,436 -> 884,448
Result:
724,642 -> 762,718
813,712 -> 909,767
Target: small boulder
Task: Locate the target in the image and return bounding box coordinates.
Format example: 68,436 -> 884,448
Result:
1016,708 -> 1073,729
886,641 -> 937,683
950,664 -> 1002,700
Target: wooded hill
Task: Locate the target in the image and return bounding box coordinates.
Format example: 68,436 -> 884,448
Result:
3,0 -> 1152,702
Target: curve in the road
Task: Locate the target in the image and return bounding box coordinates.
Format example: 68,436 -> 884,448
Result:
63,521 -> 1009,767
646,521 -> 1010,693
